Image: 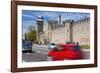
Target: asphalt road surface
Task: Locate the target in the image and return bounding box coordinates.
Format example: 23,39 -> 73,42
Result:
22,44 -> 90,62
22,51 -> 90,62
22,52 -> 48,62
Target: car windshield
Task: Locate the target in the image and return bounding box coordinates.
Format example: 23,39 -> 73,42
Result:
22,41 -> 32,49
51,43 -> 55,45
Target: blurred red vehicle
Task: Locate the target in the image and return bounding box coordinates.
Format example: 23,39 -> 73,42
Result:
48,44 -> 84,61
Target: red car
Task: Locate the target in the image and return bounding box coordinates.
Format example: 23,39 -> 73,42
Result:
48,44 -> 84,61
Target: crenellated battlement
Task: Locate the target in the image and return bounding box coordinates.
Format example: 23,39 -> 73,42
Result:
73,17 -> 90,24
45,17 -> 90,30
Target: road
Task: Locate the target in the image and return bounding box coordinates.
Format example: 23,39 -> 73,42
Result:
22,44 -> 90,62
22,52 -> 48,62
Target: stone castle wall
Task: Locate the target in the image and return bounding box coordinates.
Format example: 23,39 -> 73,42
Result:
72,18 -> 90,45
37,18 -> 90,45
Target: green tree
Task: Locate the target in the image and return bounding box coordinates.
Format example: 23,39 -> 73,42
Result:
28,25 -> 34,32
26,25 -> 37,42
27,30 -> 36,42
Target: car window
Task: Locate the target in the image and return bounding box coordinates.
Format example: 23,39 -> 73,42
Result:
51,43 -> 55,45
74,45 -> 80,50
22,43 -> 32,48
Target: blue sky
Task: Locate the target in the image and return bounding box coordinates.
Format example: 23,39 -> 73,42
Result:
22,10 -> 90,34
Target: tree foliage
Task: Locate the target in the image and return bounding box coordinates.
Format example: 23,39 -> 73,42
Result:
26,26 -> 37,42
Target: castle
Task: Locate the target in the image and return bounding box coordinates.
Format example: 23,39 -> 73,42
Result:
36,15 -> 90,45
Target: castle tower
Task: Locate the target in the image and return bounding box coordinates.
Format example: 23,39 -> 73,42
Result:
70,20 -> 74,43
64,20 -> 74,43
36,16 -> 44,43
59,15 -> 61,25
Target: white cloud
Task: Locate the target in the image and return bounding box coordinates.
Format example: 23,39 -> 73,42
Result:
22,14 -> 35,19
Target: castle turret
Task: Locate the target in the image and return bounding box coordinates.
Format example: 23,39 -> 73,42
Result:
36,16 -> 44,33
36,16 -> 44,43
59,15 -> 61,25
64,20 -> 74,43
